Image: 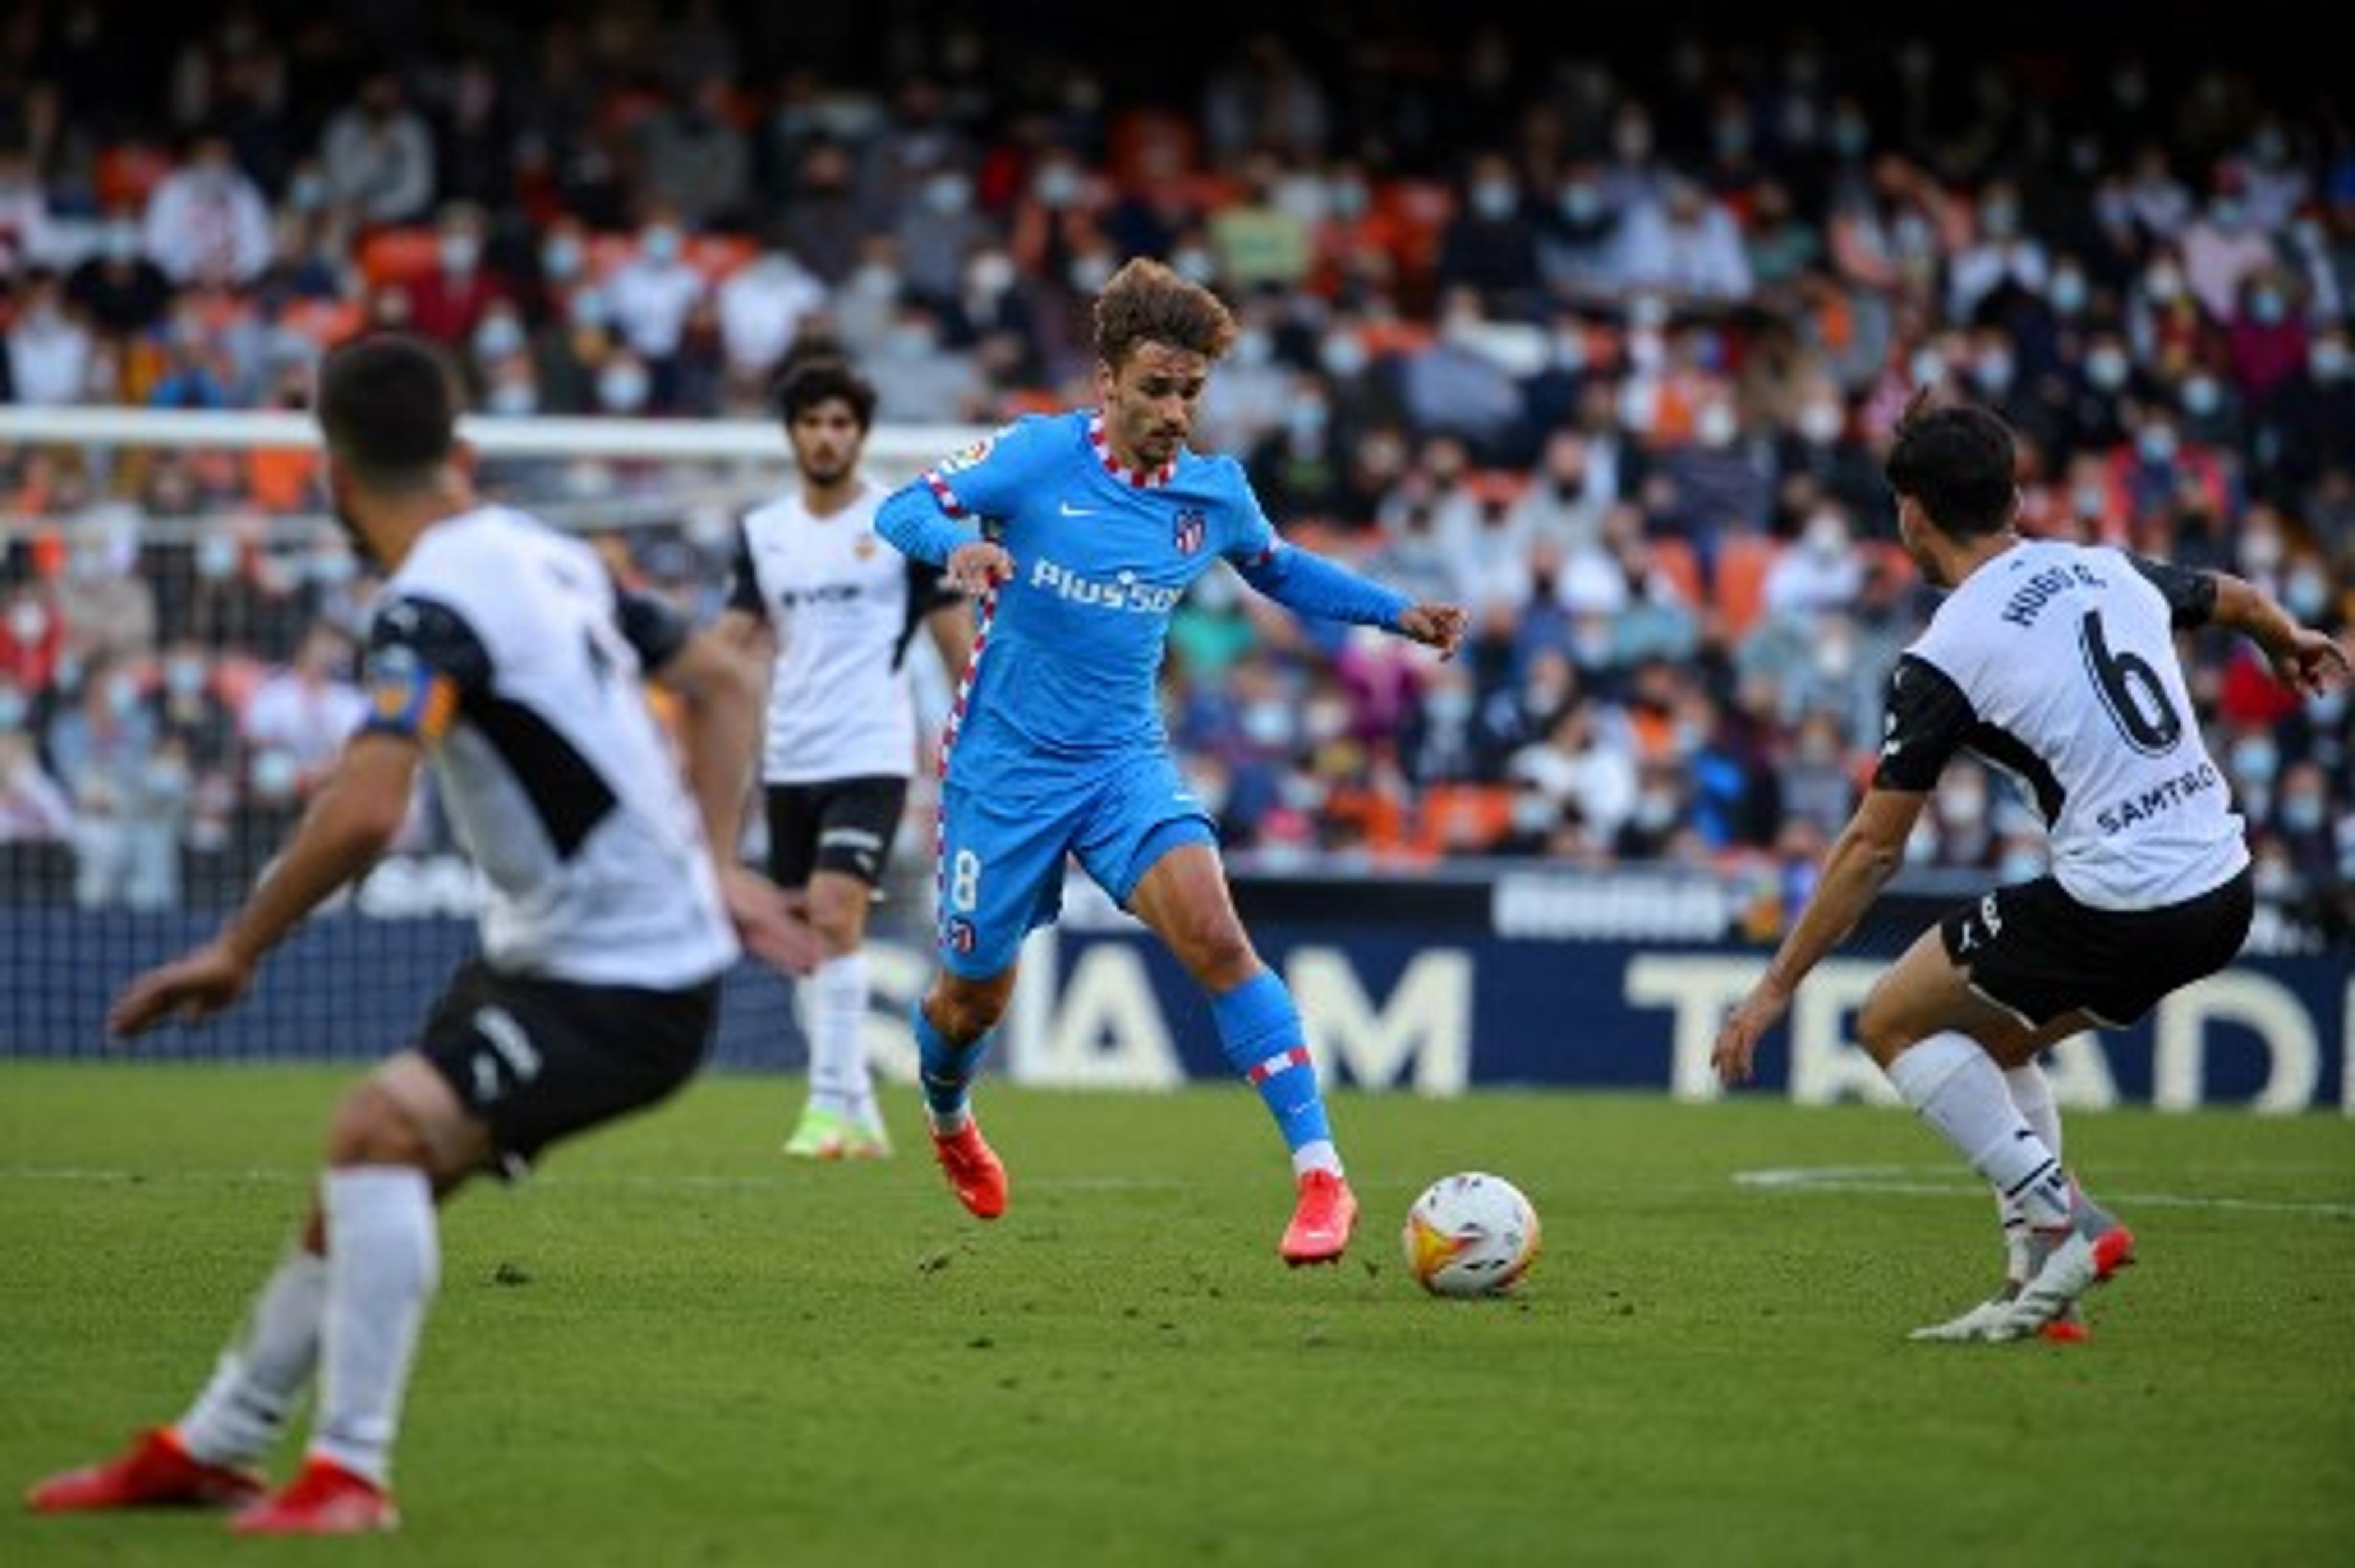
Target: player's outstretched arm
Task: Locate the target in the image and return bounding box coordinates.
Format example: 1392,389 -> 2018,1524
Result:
1712,788 -> 1926,1087
1231,540 -> 1464,655
2211,572 -> 2353,696
108,733 -> 419,1037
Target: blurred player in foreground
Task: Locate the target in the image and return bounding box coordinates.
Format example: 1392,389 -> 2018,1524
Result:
720,356 -> 973,1161
1713,396 -> 2349,1342
26,333 -> 806,1533
875,257 -> 1466,1264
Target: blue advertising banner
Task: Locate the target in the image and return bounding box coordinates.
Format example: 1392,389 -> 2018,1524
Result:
7,866 -> 2347,1114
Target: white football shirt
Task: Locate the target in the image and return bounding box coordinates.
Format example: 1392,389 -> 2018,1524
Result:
729,478 -> 959,784
363,506 -> 739,987
1875,538 -> 2249,910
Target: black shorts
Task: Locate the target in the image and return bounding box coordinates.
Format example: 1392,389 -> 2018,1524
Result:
416,959 -> 720,1174
764,776 -> 909,889
1939,866 -> 2255,1028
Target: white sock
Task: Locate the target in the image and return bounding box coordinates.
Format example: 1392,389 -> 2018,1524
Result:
1290,1139 -> 1343,1179
1885,1034 -> 2071,1227
805,952 -> 871,1118
177,1248 -> 327,1466
1997,1061 -> 2064,1279
312,1168 -> 439,1488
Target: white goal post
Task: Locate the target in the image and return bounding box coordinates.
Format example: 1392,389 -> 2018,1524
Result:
0,406 -> 990,486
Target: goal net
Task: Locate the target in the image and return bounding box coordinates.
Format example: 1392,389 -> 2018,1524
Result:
0,406 -> 984,1066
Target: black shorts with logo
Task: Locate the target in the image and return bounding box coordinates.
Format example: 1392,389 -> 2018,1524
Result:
416,959 -> 720,1174
764,776 -> 909,889
1939,866 -> 2254,1028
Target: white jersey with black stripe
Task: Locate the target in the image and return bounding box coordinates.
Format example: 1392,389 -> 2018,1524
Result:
372,507 -> 738,987
1878,538 -> 2249,910
730,479 -> 950,784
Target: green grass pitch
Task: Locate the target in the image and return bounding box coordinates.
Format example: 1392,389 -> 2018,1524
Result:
3,1061 -> 2350,1567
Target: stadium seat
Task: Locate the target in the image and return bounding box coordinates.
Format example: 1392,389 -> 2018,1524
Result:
1710,532 -> 1780,641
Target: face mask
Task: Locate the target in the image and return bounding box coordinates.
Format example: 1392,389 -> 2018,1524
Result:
1552,331 -> 1587,372
1320,334 -> 1368,377
642,227 -> 682,264
2146,266 -> 2185,302
0,690 -> 25,729
1330,181 -> 1369,220
2312,342 -> 2351,381
473,314 -> 525,361
1799,402 -> 1843,443
924,172 -> 971,213
103,223 -> 140,262
1068,254 -> 1115,294
1471,181 -> 1517,221
1982,201 -> 2018,237
2072,482 -> 2108,517
166,658 -> 206,698
2231,737 -> 2278,785
1287,400 -> 1328,439
1242,702 -> 1293,749
104,675 -> 140,719
543,235 -> 584,281
1233,329 -> 1273,367
2137,424 -> 2178,464
1303,700 -> 1350,744
2086,347 -> 2129,389
2182,375 -> 2222,416
599,365 -> 650,411
1910,348 -> 1946,388
310,549 -> 356,586
1634,789 -> 1680,831
2281,795 -> 2326,834
1696,406 -> 1738,447
2284,569 -> 2329,621
2050,270 -> 2088,313
1615,120 -> 1653,161
1560,183 -> 1601,223
1425,688 -> 1473,725
7,602 -> 46,643
488,380 -> 537,416
251,748 -> 299,796
196,537 -> 239,579
1170,248 -> 1216,284
1035,166 -> 1081,208
2209,199 -> 2246,230
1972,351 -> 2015,394
439,234 -> 480,274
1805,514 -> 1847,556
288,172 -> 325,212
967,253 -> 1014,295
2249,289 -> 2286,325
1511,792 -> 1557,833
1831,116 -> 1867,156
2306,689 -> 2347,727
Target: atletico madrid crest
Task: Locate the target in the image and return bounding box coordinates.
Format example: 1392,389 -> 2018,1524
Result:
1173,510 -> 1205,556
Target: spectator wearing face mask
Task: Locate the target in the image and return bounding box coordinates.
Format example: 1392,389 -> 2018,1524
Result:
45,658 -> 187,911
2224,266 -> 2311,405
407,202 -> 513,348
1433,150 -> 1545,317
2262,326 -> 2355,495
139,127 -> 272,286
2181,166 -> 2283,324
319,71 -> 437,226
602,205 -> 709,411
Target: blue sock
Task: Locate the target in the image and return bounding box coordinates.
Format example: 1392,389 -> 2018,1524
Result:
1209,969 -> 1332,1155
914,1003 -> 992,1124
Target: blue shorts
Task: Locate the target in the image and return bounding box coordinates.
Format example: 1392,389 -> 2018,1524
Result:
932,750 -> 1214,978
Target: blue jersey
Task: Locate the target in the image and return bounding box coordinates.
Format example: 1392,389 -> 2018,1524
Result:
879,411 -> 1404,794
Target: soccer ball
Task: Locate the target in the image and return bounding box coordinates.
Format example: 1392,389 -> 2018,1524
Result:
1401,1172 -> 1542,1298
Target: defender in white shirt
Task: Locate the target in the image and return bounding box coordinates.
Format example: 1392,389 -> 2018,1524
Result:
28,334 -> 803,1534
719,358 -> 973,1160
1712,396 -> 2349,1345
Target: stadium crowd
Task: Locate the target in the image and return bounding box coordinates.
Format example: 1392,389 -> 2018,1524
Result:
0,2 -> 2348,939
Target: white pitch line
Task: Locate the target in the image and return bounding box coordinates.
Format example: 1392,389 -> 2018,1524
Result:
1733,1165 -> 2355,1218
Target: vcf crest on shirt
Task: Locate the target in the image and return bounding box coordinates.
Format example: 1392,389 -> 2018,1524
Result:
1172,508 -> 1206,556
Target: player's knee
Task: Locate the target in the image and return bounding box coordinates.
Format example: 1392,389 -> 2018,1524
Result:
1853,989 -> 1914,1065
1173,916 -> 1257,990
324,1083 -> 435,1169
929,978 -> 1009,1044
805,884 -> 866,955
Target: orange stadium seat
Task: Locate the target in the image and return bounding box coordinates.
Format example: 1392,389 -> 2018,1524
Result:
1710,532 -> 1780,640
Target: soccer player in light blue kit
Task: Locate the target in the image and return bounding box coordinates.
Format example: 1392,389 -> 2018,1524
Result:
874,258 -> 1466,1264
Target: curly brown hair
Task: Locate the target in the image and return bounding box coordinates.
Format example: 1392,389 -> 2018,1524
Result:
1092,257 -> 1238,368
